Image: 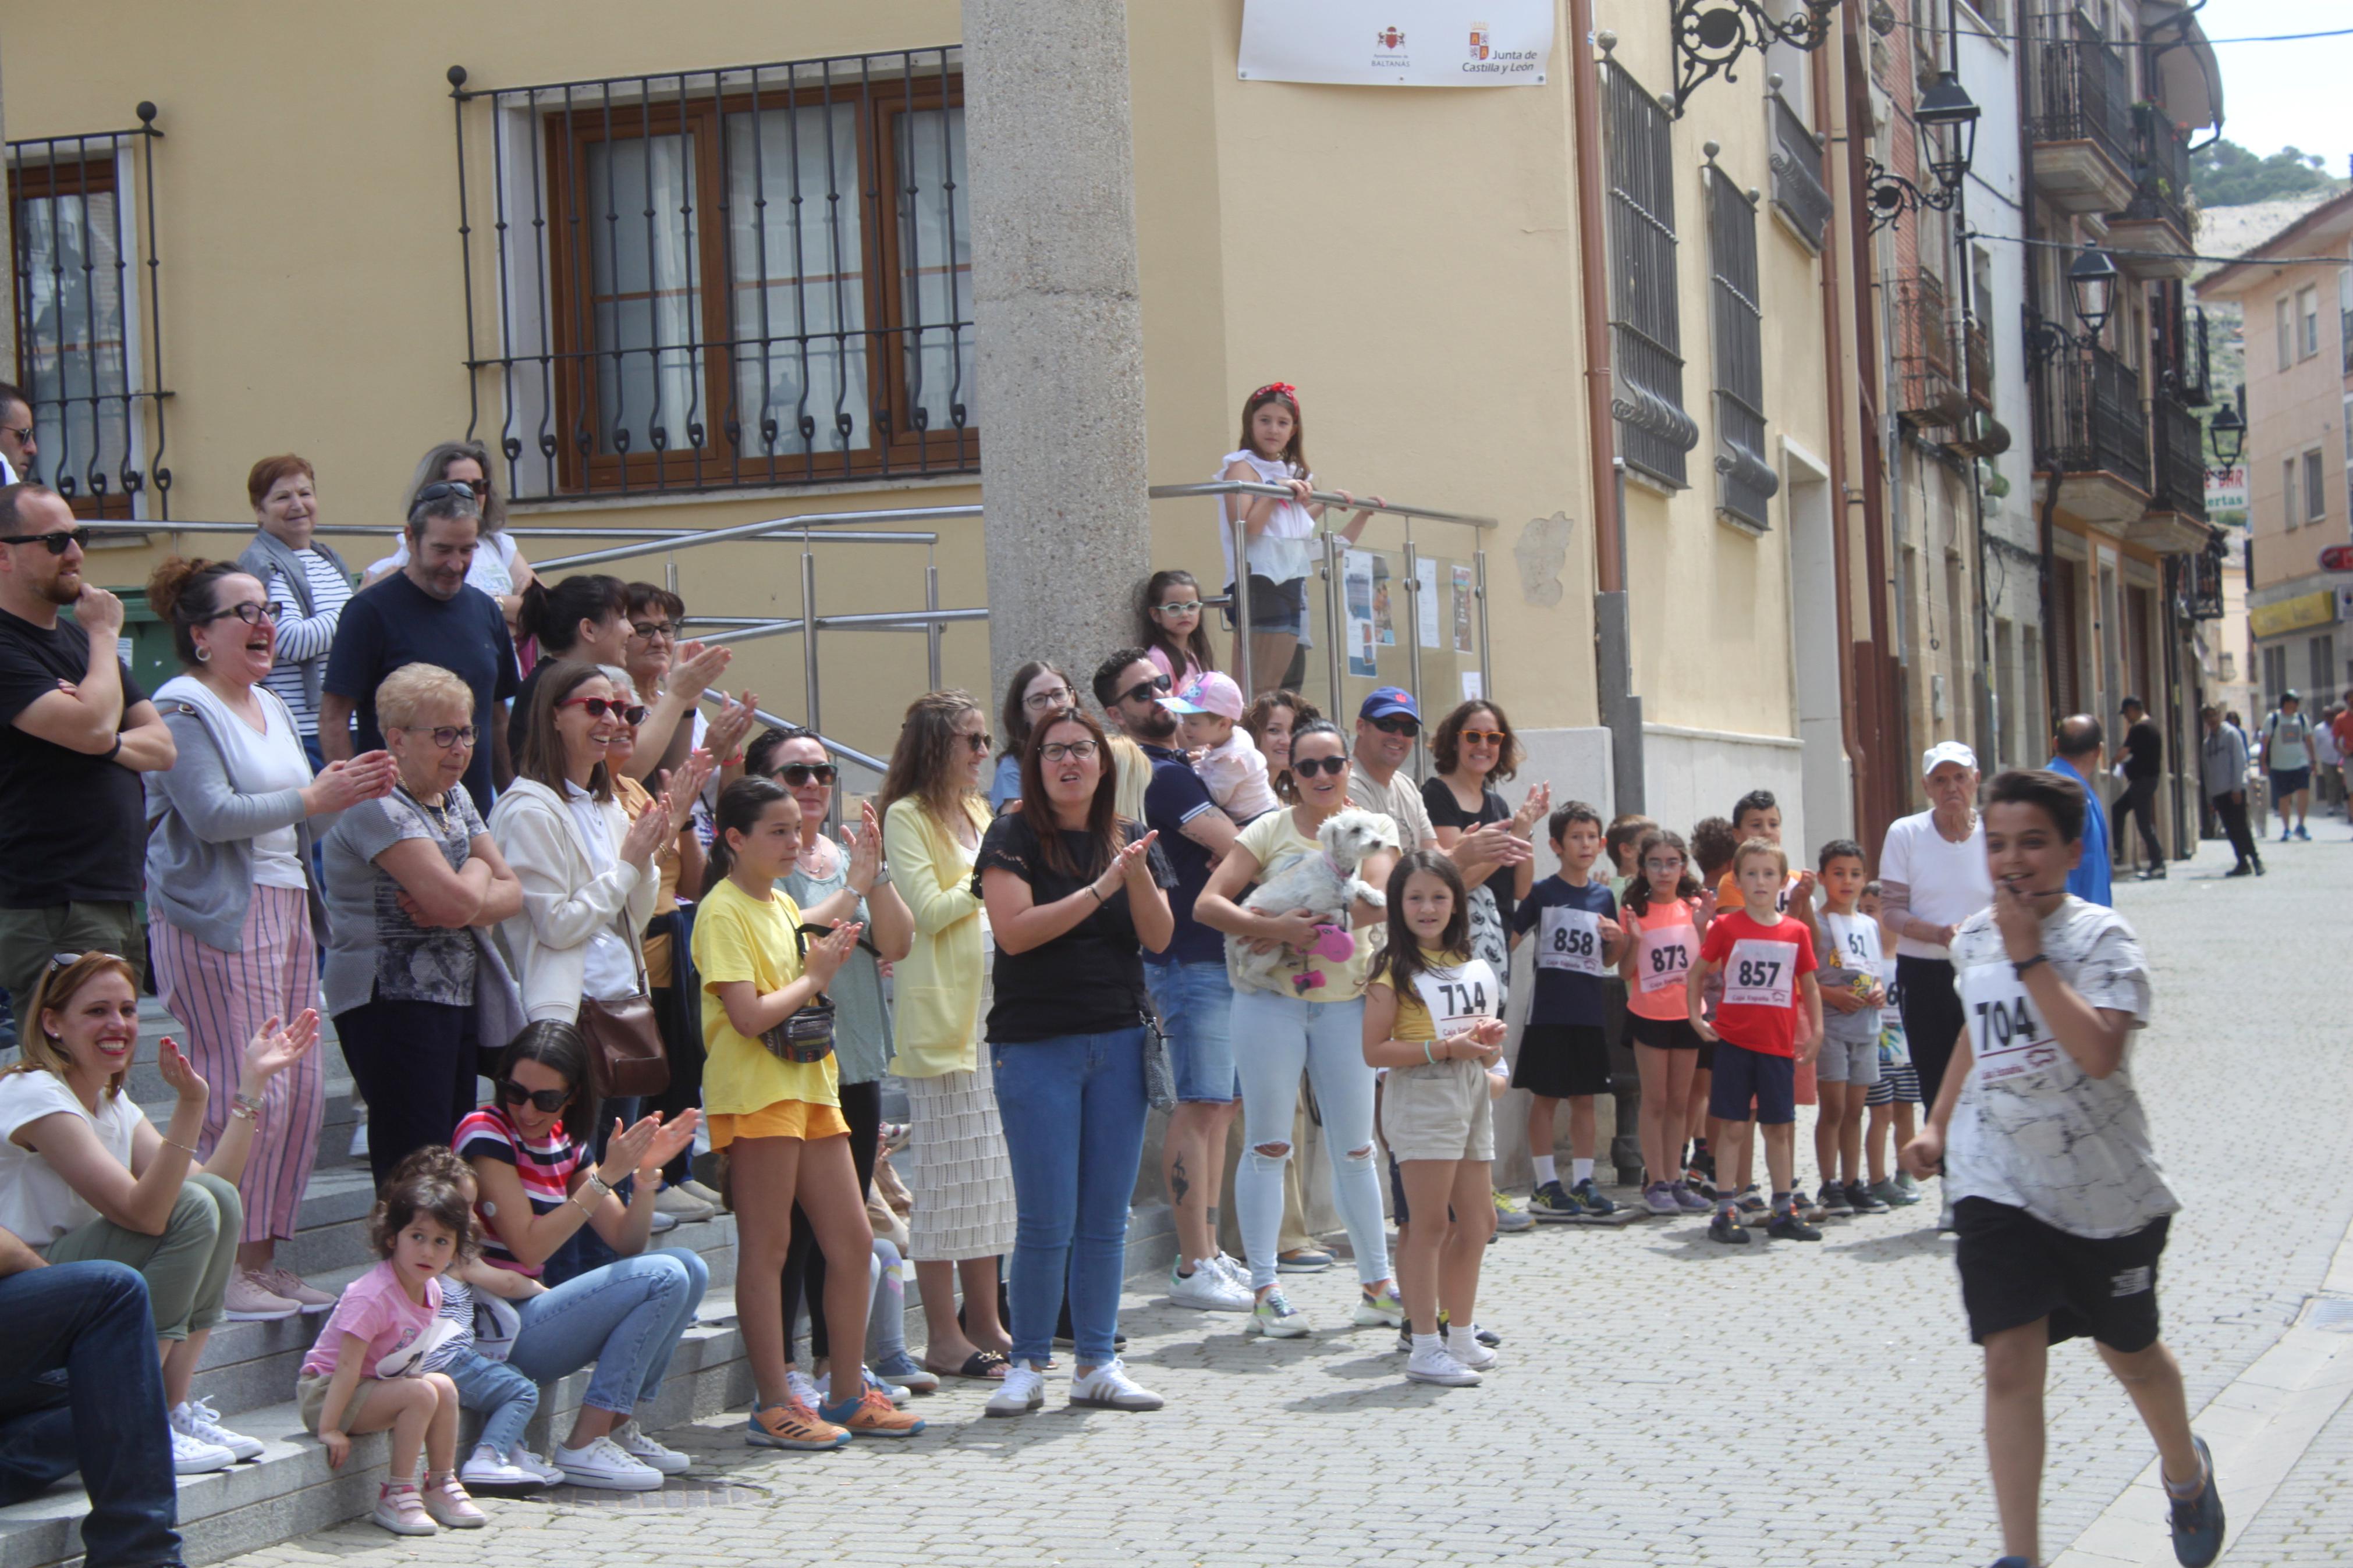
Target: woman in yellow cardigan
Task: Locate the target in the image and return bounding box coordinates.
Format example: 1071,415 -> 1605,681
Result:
879,689 -> 1016,1379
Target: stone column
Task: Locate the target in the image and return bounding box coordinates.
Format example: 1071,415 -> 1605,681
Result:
964,0 -> 1152,705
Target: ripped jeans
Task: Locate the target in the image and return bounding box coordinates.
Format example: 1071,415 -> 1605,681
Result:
1229,989 -> 1390,1292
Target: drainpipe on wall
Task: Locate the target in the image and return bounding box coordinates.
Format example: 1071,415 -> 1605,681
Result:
1809,34 -> 1865,834
1571,0 -> 1641,816
2018,17 -> 2063,733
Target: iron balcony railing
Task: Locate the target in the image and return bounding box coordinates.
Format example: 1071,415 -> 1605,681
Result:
2120,103 -> 2192,235
5,106 -> 172,519
1765,81 -> 1832,252
1965,317 -> 1994,409
1892,271 -> 1961,426
2026,9 -> 2132,174
2032,324 -> 2149,494
446,46 -> 976,503
2147,387 -> 2209,522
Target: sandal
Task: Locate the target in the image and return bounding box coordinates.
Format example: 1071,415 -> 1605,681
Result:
924,1349 -> 1010,1381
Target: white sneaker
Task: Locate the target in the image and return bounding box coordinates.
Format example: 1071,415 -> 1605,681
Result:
786,1368 -> 822,1410
1446,1328 -> 1499,1371
676,1178 -> 725,1207
653,1185 -> 716,1222
984,1361 -> 1046,1417
609,1418 -> 691,1474
507,1446 -> 567,1485
1404,1341 -> 1482,1386
171,1398 -> 262,1462
1249,1289 -> 1312,1339
648,1208 -> 680,1234
171,1425 -> 236,1475
1168,1257 -> 1253,1312
347,1118 -> 369,1161
460,1442 -> 548,1488
1211,1251 -> 1250,1286
1067,1357 -> 1165,1411
553,1435 -> 664,1491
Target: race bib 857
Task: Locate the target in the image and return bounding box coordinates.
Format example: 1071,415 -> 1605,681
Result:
1721,938 -> 1794,1008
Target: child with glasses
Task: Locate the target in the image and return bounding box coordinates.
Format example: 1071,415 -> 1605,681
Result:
1160,671 -> 1279,826
1137,568 -> 1216,690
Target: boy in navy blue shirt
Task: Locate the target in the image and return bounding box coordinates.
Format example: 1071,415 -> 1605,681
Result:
1510,802 -> 1626,1218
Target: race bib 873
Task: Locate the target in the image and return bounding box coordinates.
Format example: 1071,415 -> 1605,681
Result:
1721,938 -> 1795,1008
1536,906 -> 1605,975
1635,925 -> 1693,993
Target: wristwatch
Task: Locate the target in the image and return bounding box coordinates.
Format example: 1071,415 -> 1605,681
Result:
579,1171 -> 615,1204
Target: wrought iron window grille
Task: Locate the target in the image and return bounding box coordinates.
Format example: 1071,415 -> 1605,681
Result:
1599,42 -> 1699,492
446,48 -> 976,504
5,103 -> 172,519
1764,75 -> 1832,251
1703,151 -> 1777,533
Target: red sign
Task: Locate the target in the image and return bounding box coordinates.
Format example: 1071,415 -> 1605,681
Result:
2322,545 -> 2353,572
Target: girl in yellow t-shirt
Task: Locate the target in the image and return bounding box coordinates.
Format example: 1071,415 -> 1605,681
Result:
693,777 -> 919,1448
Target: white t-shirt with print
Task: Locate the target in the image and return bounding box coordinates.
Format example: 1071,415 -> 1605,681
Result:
1944,897 -> 2171,1239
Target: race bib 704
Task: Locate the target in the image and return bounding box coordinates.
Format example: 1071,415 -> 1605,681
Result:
1959,963 -> 2061,1086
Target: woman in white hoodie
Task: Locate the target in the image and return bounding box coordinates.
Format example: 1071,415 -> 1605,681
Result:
488,661 -> 676,1143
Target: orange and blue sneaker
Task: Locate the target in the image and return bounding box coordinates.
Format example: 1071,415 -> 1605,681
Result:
820,1386 -> 926,1438
746,1399 -> 849,1452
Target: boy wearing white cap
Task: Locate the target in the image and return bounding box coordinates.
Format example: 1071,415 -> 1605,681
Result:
1876,741 -> 1994,1115
1162,672 -> 1281,826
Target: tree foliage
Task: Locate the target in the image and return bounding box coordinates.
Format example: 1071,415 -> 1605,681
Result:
2189,140 -> 2345,208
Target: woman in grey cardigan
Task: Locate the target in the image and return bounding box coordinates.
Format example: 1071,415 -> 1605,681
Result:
142,557 -> 395,1318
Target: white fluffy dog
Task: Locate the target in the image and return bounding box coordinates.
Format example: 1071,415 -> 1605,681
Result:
1228,807 -> 1392,994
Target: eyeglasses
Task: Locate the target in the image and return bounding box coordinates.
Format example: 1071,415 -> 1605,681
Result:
1368,716 -> 1421,737
1022,687 -> 1074,712
1117,674 -> 1174,707
1040,739 -> 1099,763
394,723 -> 477,750
774,762 -> 837,787
1151,600 -> 1202,617
558,696 -> 650,725
497,1079 -> 571,1114
1291,754 -> 1348,778
204,601 -> 286,627
963,731 -> 995,753
0,526 -> 91,554
629,621 -> 676,642
1458,728 -> 1507,746
1641,856 -> 1686,873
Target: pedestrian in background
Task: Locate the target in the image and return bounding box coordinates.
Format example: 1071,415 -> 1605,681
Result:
2114,698 -> 2166,880
2045,716 -> 2111,905
2198,706 -> 2261,877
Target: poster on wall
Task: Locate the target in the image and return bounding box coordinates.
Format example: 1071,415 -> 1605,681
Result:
1238,0 -> 1555,88
1416,558 -> 1442,648
1345,550 -> 1380,676
1450,564 -> 1475,653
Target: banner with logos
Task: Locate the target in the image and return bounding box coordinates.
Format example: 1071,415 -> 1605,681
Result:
1238,1 -> 1555,87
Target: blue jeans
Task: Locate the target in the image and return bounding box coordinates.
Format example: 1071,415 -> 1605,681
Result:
992,1028 -> 1150,1367
868,1239 -> 908,1364
1229,988 -> 1389,1291
0,1261 -> 182,1568
1145,959 -> 1238,1103
438,1346 -> 538,1456
505,1249 -> 708,1419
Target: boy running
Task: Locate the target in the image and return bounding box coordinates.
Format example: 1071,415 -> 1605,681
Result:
1903,769 -> 2221,1568
1690,838 -> 1823,1245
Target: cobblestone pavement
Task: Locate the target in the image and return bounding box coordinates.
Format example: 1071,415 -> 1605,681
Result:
224,833 -> 2352,1568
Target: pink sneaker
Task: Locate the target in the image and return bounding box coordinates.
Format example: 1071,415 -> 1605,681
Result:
255,1267 -> 337,1313
371,1481 -> 436,1537
221,1270 -> 300,1321
421,1473 -> 486,1529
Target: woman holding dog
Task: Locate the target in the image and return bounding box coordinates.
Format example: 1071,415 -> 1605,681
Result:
974,707 -> 1175,1417
1194,718 -> 1401,1339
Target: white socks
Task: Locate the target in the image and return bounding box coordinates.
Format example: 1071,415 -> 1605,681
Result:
1447,1325 -> 1483,1360
1532,1155 -> 1558,1186
1411,1332 -> 1443,1355
1572,1158 -> 1595,1185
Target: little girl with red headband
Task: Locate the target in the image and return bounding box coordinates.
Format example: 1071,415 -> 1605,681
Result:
1215,383 -> 1378,696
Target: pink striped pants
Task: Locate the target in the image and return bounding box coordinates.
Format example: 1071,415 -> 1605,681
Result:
150,885 -> 324,1245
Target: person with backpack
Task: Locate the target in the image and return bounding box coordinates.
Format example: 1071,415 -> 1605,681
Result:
2259,691 -> 2315,843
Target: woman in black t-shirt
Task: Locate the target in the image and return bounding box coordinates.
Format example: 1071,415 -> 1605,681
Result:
974,709 -> 1173,1417
1422,701 -> 1548,987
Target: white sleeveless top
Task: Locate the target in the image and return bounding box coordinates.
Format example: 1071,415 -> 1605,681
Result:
1216,449 -> 1317,588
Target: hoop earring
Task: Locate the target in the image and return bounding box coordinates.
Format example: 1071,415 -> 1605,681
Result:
194,645 -> 210,663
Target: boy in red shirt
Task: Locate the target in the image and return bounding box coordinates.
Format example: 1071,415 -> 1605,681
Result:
1690,838 -> 1823,1245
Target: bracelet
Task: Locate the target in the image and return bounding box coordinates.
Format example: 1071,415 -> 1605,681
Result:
570,1192 -> 598,1218
2011,954 -> 2049,978
1423,1039 -> 1436,1065
1086,884 -> 1106,904
580,1171 -> 615,1204
228,1103 -> 260,1125
105,734 -> 124,762
231,1091 -> 264,1118
165,1138 -> 201,1160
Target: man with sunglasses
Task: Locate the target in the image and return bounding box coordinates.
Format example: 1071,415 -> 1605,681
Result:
0,381 -> 35,485
1347,688 -> 1525,888
1087,651 -> 1255,1310
0,483 -> 176,1032
320,484 -> 518,815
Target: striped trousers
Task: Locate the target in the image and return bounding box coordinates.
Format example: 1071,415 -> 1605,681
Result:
150,886 -> 324,1244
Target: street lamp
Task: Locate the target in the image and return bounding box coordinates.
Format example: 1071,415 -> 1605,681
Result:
2065,243 -> 2120,341
1916,72 -> 1981,191
2206,397 -> 2245,479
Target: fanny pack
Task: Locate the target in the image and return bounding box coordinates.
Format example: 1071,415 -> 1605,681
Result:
760,924 -> 839,1065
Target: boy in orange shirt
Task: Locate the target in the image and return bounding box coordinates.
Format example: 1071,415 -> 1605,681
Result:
1690,838 -> 1823,1245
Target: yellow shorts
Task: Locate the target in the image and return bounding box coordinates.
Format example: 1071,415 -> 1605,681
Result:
708,1098 -> 850,1149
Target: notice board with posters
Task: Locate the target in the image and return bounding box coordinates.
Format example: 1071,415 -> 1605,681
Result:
1238,0 -> 1556,87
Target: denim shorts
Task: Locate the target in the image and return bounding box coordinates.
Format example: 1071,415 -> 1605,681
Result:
1223,574 -> 1311,643
1145,959 -> 1238,1104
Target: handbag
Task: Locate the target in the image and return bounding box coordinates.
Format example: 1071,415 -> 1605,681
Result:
758,924 -> 838,1065
1140,1007 -> 1176,1112
577,916 -> 670,1100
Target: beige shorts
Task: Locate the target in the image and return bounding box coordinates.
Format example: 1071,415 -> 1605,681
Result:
297,1370 -> 395,1434
1379,1058 -> 1496,1164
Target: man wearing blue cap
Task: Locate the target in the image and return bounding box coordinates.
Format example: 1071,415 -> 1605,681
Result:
1347,686 -> 1528,893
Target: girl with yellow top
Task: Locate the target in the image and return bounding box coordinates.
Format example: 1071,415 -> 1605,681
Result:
693,777 -> 921,1449
1362,852 -> 1507,1388
878,690 -> 1016,1379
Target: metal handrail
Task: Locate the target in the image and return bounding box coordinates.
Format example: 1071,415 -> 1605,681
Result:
115,501 -> 983,545
1147,481 -> 1496,531
703,690 -> 887,776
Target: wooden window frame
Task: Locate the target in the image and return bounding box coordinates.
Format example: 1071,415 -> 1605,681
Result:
7,150 -> 138,520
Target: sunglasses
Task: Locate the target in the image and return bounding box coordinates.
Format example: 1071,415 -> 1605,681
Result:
498,1079 -> 571,1114
50,950 -> 127,968
1291,754 -> 1348,778
1458,728 -> 1507,746
205,601 -> 286,627
1040,739 -> 1099,763
558,696 -> 650,725
0,526 -> 91,554
0,422 -> 31,445
1151,600 -> 1202,616
394,723 -> 477,750
1117,673 -> 1174,706
412,481 -> 480,507
1368,716 -> 1421,737
963,731 -> 995,753
773,762 -> 837,787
